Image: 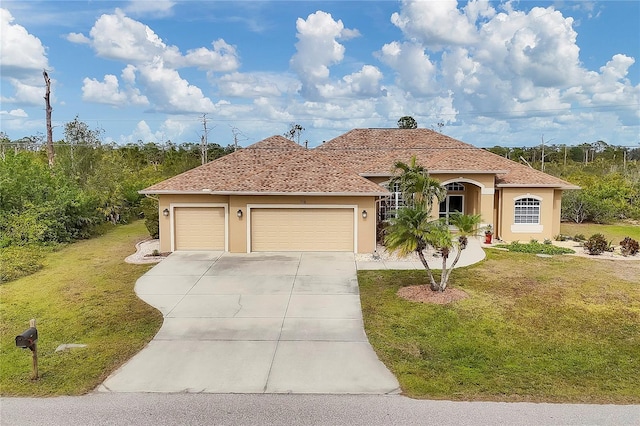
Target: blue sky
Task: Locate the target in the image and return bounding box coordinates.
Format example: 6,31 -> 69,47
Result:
1,0 -> 638,148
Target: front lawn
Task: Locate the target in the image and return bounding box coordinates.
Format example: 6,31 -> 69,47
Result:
560,222 -> 640,242
359,249 -> 640,402
0,221 -> 163,396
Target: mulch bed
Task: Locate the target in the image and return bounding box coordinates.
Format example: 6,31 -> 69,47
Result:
397,285 -> 469,305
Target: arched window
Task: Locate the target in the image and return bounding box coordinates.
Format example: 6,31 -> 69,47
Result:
514,198 -> 540,224
444,182 -> 465,191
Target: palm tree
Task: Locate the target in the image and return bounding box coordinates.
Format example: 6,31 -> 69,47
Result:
388,156 -> 446,212
432,213 -> 482,291
384,158 -> 483,292
384,205 -> 440,291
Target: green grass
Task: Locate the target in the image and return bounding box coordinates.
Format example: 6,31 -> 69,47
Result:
359,250 -> 640,402
0,221 -> 163,396
560,222 -> 640,243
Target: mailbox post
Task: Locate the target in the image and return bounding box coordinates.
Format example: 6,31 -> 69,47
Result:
15,319 -> 38,380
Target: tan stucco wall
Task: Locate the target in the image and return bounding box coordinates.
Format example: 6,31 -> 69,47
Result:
365,173 -> 497,225
158,194 -> 377,253
497,187 -> 560,242
432,173 -> 496,226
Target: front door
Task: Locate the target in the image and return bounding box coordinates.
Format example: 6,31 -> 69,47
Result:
439,195 -> 464,223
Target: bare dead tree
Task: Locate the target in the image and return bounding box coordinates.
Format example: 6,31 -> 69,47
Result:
43,70 -> 55,167
201,113 -> 209,165
230,125 -> 247,151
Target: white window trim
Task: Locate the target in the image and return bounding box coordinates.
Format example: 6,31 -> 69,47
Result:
511,195 -> 542,233
511,224 -> 544,233
246,204 -> 358,254
169,203 -> 229,252
440,178 -> 495,195
444,182 -> 465,191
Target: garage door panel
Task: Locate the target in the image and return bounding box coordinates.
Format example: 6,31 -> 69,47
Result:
174,207 -> 225,250
251,208 -> 353,252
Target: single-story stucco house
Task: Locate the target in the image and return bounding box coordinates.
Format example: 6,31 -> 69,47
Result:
140,128 -> 578,253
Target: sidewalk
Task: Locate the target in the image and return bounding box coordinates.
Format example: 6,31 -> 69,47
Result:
356,237 -> 486,270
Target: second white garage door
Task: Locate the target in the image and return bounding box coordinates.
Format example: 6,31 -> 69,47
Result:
174,206 -> 226,250
251,208 -> 354,252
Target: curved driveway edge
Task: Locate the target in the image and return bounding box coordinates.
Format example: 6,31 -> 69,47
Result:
98,251 -> 400,394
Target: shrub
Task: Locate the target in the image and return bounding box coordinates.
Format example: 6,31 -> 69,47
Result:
0,245 -> 53,283
140,197 -> 159,239
495,241 -> 575,255
583,233 -> 612,255
554,234 -> 568,242
620,237 -> 639,257
573,234 -> 586,242
543,239 -> 552,245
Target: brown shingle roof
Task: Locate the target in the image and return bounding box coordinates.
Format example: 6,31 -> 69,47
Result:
140,135 -> 388,195
316,129 -> 578,189
141,129 -> 578,195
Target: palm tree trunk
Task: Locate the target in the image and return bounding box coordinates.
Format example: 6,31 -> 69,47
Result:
440,245 -> 464,291
416,249 -> 439,291
440,255 -> 448,291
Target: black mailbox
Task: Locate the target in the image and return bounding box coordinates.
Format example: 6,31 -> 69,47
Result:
15,327 -> 38,349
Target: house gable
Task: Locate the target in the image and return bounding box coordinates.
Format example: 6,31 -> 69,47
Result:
316,128 -> 578,190
141,135 -> 387,196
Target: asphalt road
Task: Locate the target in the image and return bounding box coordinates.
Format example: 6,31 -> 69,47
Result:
2,394 -> 639,426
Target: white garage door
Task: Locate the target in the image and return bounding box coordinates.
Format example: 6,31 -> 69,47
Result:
174,207 -> 225,250
251,208 -> 354,252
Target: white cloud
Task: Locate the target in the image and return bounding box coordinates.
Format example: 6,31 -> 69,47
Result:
81,72 -> 149,106
0,108 -> 42,135
316,65 -> 385,98
84,9 -> 239,72
66,32 -> 90,44
11,78 -> 48,105
74,9 -> 241,113
377,41 -> 438,95
290,10 -> 383,101
130,120 -> 159,142
390,0 -> 485,50
217,72 -> 300,98
381,0 -> 640,140
290,11 -> 351,98
82,75 -> 128,105
136,58 -> 216,113
0,108 -> 28,118
121,64 -> 138,85
88,9 -> 169,63
0,8 -> 49,77
183,39 -> 240,72
117,117 -> 196,144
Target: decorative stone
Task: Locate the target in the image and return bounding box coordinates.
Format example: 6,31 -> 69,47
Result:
55,343 -> 88,352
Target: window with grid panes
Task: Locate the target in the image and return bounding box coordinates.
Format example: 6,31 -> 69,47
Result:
514,198 -> 540,224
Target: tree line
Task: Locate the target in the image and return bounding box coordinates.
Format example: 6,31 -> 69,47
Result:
485,141 -> 640,224
0,121 -> 234,248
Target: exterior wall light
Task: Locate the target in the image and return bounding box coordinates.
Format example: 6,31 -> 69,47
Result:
162,208 -> 170,217
362,210 -> 367,219
237,209 -> 243,218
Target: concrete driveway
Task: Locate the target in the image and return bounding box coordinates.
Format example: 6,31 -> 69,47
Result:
99,252 -> 400,394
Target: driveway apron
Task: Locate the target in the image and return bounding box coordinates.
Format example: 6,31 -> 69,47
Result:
98,252 -> 400,394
